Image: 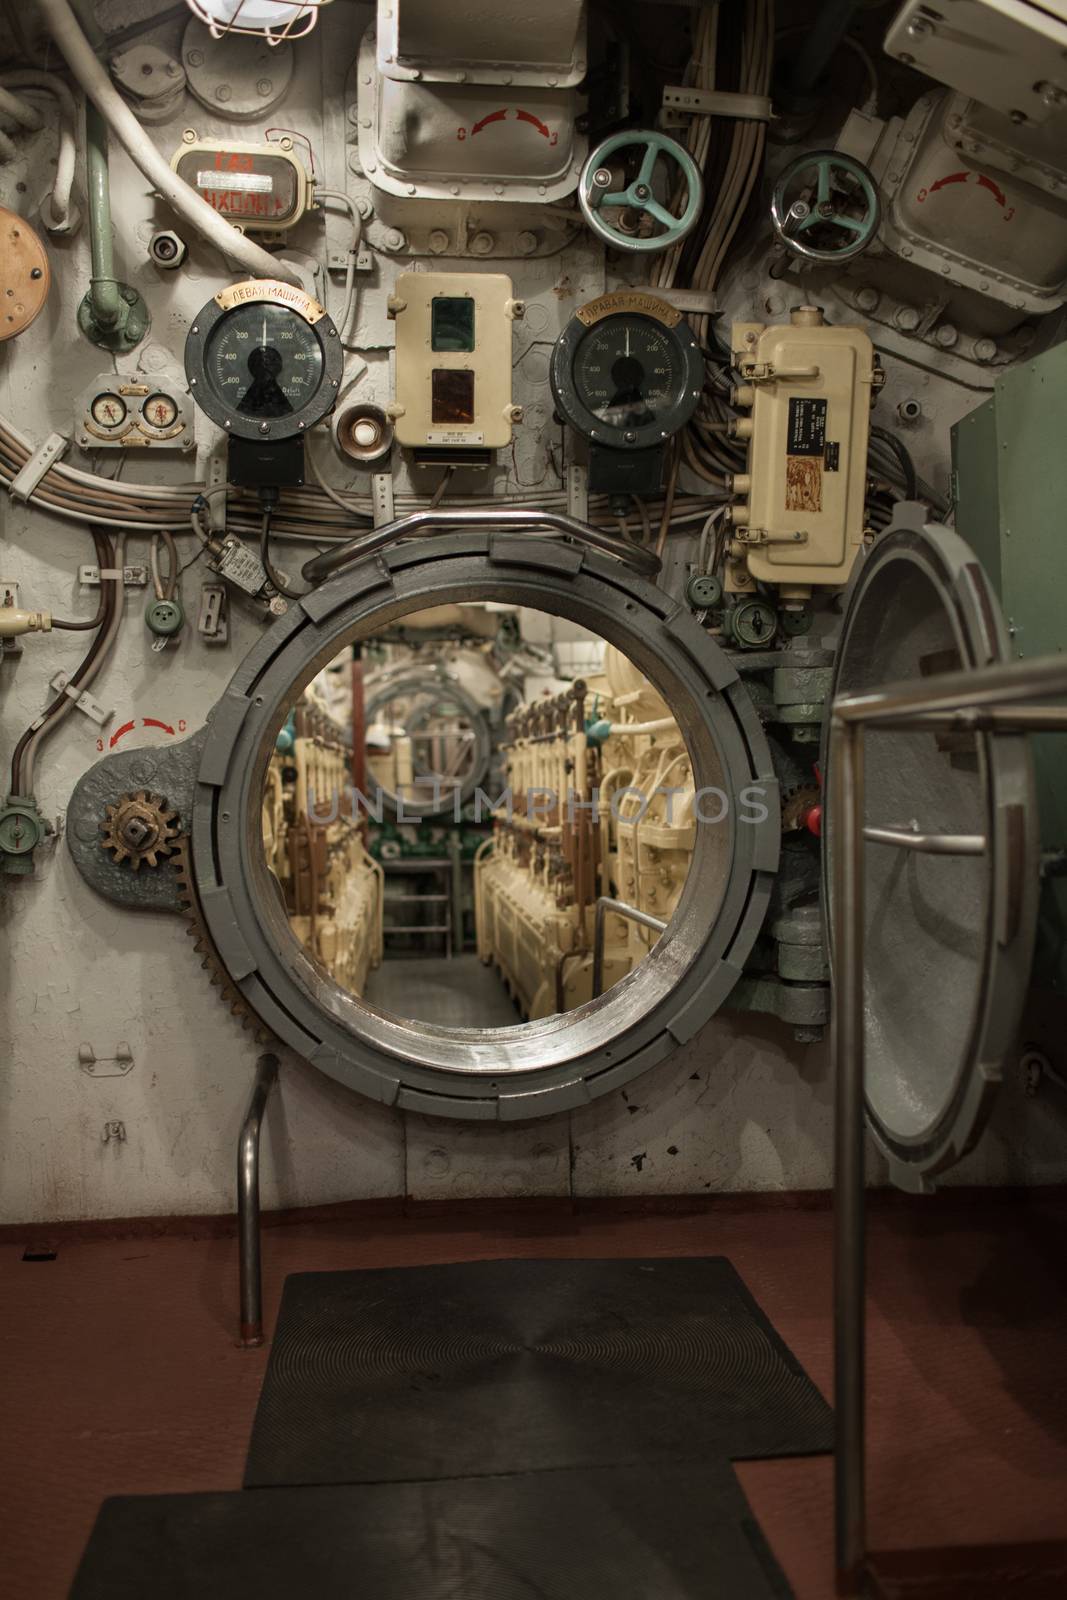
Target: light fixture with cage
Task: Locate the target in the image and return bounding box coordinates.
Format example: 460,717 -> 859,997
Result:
184,0 -> 332,45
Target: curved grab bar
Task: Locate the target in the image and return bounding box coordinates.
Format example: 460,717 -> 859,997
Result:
300,507 -> 662,585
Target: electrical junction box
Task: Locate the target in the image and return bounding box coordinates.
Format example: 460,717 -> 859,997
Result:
727,306 -> 881,595
387,272 -> 524,457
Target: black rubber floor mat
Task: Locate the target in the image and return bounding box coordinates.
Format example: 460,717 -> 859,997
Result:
245,1256 -> 832,1488
70,1464 -> 793,1600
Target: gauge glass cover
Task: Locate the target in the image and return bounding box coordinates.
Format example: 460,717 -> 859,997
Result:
203,302 -> 324,421
91,393 -> 127,429
572,315 -> 686,433
142,393 -> 179,430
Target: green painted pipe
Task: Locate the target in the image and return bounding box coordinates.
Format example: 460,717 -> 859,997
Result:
85,99 -> 121,330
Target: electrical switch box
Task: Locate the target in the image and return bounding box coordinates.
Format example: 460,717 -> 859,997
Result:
388,272 -> 523,458
727,306 -> 882,594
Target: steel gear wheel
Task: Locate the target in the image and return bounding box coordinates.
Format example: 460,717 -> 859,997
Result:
170,836 -> 274,1044
99,789 -> 180,870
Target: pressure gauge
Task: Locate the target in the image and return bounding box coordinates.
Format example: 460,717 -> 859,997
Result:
76,375 -> 193,451
185,280 -> 343,442
90,392 -> 128,431
142,393 -> 179,431
551,290 -> 703,493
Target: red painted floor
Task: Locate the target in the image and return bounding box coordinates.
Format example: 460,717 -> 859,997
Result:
1,1194 -> 1065,1599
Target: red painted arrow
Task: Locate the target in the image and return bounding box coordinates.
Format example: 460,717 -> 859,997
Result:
470,109 -> 508,137
516,108 -> 551,139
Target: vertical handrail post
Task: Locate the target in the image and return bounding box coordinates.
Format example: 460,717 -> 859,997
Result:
831,715 -> 866,1592
238,1053 -> 279,1349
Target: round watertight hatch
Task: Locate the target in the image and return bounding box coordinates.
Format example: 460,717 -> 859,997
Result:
823,508 -> 1038,1188
192,533 -> 780,1120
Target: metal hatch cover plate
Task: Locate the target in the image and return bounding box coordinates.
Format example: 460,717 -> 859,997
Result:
823,505 -> 1039,1189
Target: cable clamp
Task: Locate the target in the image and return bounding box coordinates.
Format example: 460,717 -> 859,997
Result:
10,432 -> 69,502
79,564 -> 148,587
48,671 -> 112,727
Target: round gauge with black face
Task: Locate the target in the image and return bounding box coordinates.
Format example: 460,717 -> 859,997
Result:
551,291 -> 704,452
572,316 -> 685,431
205,302 -> 323,420
184,281 -> 343,441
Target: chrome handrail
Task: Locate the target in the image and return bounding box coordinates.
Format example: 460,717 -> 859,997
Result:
301,507 -> 662,584
592,894 -> 667,999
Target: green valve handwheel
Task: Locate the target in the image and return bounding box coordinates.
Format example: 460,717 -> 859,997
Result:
770,150 -> 880,262
579,130 -> 704,254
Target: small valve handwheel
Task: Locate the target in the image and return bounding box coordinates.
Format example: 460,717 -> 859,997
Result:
579,130 -> 704,255
770,151 -> 880,262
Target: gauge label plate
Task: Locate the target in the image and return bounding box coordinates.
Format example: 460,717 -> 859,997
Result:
576,291 -> 683,329
214,278 -> 325,324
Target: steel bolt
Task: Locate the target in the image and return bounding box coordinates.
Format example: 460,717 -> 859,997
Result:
257,79 -> 273,96
215,84 -> 231,103
187,48 -> 204,66
428,229 -> 449,254
470,232 -> 494,256
934,322 -> 958,348
974,337 -> 998,362
383,228 -> 406,252
591,167 -> 612,190
121,815 -> 155,848
894,305 -> 920,331
854,285 -> 879,312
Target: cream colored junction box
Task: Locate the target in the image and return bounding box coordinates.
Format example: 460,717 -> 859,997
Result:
387,272 -> 524,452
727,305 -> 882,595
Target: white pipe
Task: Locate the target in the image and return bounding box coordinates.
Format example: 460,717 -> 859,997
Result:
0,72 -> 78,228
36,0 -> 301,286
605,716 -> 678,736
0,85 -> 43,131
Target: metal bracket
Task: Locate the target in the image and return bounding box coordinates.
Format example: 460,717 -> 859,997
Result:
663,86 -> 774,121
735,528 -> 809,547
371,471 -> 395,528
566,461 -> 589,523
197,583 -> 229,645
79,1042 -> 134,1078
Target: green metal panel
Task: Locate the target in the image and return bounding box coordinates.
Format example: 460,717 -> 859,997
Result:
953,341 -> 1067,994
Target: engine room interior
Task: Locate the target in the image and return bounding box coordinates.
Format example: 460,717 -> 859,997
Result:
2,2 -> 1067,1596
